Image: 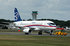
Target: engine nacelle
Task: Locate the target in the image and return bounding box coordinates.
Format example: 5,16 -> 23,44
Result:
23,27 -> 30,33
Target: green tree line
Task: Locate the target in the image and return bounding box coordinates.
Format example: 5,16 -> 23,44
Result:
28,19 -> 70,27
0,19 -> 70,27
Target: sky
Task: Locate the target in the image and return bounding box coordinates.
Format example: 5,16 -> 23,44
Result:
0,0 -> 70,21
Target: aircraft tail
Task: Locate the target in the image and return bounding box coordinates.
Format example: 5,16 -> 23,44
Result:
14,8 -> 22,21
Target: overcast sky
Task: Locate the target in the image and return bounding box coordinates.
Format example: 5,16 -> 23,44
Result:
0,0 -> 70,20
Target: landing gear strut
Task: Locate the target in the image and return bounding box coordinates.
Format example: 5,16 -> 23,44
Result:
50,30 -> 53,35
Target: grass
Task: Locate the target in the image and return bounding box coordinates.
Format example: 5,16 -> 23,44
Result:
0,35 -> 70,46
0,29 -> 70,46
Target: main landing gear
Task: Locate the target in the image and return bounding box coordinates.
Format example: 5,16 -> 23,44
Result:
25,33 -> 29,35
25,30 -> 32,35
38,31 -> 42,35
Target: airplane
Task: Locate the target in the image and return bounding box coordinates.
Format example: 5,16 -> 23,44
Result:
13,8 -> 56,35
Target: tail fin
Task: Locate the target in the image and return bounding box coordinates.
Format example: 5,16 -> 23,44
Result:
14,8 -> 22,21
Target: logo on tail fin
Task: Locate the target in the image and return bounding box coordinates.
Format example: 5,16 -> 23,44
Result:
14,8 -> 22,21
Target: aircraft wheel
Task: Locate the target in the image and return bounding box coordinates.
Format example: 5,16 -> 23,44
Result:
38,31 -> 42,35
29,30 -> 32,33
50,33 -> 52,35
25,33 -> 29,35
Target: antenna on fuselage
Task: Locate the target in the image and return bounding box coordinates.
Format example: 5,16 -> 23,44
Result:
32,11 -> 38,21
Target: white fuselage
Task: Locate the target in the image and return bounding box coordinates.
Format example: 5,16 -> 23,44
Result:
13,20 -> 56,30
13,8 -> 56,33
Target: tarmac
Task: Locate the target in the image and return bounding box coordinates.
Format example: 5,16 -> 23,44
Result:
0,32 -> 69,37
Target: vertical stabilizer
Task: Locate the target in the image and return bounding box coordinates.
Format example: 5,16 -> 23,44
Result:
14,8 -> 22,21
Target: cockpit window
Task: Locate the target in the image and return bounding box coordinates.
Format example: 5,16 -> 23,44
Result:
50,23 -> 55,25
48,23 -> 56,26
